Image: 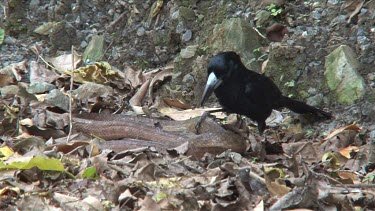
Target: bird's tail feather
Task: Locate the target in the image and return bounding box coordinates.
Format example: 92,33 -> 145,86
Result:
279,96 -> 332,118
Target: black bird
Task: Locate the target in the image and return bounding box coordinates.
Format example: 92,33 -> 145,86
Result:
200,51 -> 331,135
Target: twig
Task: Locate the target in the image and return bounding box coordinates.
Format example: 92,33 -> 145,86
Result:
66,46 -> 75,142
106,11 -> 127,31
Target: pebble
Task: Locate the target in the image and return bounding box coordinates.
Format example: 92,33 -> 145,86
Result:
137,27 -> 145,36
181,30 -> 192,42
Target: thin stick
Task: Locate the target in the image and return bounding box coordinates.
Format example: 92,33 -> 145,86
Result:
66,46 -> 75,142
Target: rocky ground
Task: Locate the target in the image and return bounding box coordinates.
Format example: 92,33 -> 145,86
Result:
1,0 -> 375,210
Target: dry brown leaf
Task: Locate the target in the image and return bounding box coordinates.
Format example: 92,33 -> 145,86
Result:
151,0 -> 164,18
346,0 -> 365,23
338,146 -> 359,159
129,79 -> 151,114
158,107 -> 225,121
163,98 -> 192,109
0,61 -> 27,83
337,171 -> 359,182
44,141 -> 90,154
148,68 -> 173,104
321,124 -> 361,143
123,66 -> 145,89
46,52 -> 82,74
29,61 -> 60,83
266,23 -> 289,42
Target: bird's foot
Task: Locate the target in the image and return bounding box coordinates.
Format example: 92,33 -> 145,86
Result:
195,111 -> 209,134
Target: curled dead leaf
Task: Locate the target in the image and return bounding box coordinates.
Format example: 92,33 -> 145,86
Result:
129,79 -> 151,114
123,66 -> 145,89
266,23 -> 289,42
321,124 -> 361,143
148,68 -> 173,104
163,98 -> 192,109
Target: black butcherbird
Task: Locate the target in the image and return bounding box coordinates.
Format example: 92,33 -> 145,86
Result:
200,51 -> 331,135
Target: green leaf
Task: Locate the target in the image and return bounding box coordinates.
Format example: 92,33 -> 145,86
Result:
0,28 -> 4,45
82,166 -> 98,179
0,156 -> 65,171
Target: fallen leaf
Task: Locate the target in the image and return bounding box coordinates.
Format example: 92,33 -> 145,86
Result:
321,124 -> 361,143
148,68 -> 173,104
163,98 -> 192,109
266,23 -> 289,42
346,0 -> 365,23
129,79 -> 151,114
151,0 -> 164,18
83,34 -> 105,64
338,146 -> 359,159
123,66 -> 145,89
46,52 -> 82,74
158,107 -> 225,121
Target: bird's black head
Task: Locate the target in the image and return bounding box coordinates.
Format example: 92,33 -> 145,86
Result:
200,51 -> 243,106
207,51 -> 242,80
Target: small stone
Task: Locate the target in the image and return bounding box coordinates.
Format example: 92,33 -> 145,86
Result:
181,30 -> 192,42
27,82 -> 56,94
80,40 -> 88,48
182,73 -> 195,84
180,45 -> 198,59
1,85 -> 20,98
137,27 -> 145,36
45,89 -> 70,111
171,11 -> 179,20
176,21 -> 185,34
327,0 -> 339,5
311,8 -> 322,20
4,36 -> 17,44
306,94 -> 323,107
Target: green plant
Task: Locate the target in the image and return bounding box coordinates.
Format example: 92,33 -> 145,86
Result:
284,80 -> 295,88
253,47 -> 261,53
266,4 -> 283,16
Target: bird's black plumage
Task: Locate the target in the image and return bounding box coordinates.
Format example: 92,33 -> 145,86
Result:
200,51 -> 331,135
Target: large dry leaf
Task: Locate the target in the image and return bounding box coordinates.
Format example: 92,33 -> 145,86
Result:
68,62 -> 123,84
163,98 -> 192,109
158,107 -> 225,121
29,61 -> 60,83
148,68 -> 173,103
46,52 -> 82,74
346,0 -> 365,23
129,79 -> 151,114
123,66 -> 145,88
0,61 -> 27,82
321,124 -> 361,143
266,23 -> 288,42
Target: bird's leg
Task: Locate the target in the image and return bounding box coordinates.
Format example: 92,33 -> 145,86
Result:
195,108 -> 223,134
257,121 -> 266,137
257,121 -> 268,141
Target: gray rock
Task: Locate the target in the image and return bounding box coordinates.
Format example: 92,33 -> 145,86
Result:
137,27 -> 145,36
311,8 -> 322,20
324,45 -> 366,105
4,36 -> 17,45
181,30 -> 192,42
176,21 -> 186,34
45,89 -> 70,111
255,10 -> 271,27
327,0 -> 339,5
29,0 -> 40,10
306,94 -> 324,107
27,82 -> 56,94
1,85 -> 20,98
72,82 -> 114,100
180,45 -> 198,59
211,18 -> 261,70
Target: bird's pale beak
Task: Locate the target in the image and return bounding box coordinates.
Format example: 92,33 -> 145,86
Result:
200,72 -> 222,107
